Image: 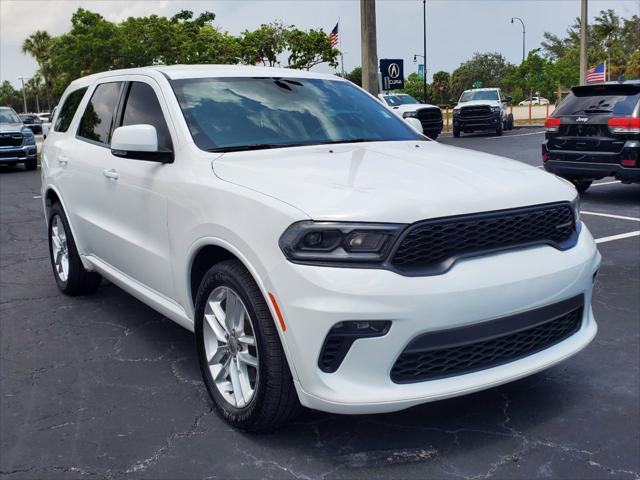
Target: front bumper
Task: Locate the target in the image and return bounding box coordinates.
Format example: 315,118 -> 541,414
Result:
269,225 -> 601,414
543,142 -> 640,183
0,144 -> 37,164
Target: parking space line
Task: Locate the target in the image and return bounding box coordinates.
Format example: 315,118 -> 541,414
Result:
591,180 -> 621,187
595,231 -> 640,244
581,211 -> 640,222
486,131 -> 545,139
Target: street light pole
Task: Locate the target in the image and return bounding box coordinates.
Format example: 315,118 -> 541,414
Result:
510,17 -> 526,63
579,0 -> 588,85
18,76 -> 28,113
422,0 -> 427,103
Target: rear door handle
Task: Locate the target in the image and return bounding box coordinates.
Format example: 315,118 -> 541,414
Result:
102,168 -> 119,180
56,155 -> 69,165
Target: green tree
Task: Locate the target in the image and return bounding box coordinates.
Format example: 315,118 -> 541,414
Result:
397,72 -> 427,103
340,66 -> 362,87
0,81 -> 23,110
240,21 -> 288,66
285,28 -> 338,70
451,52 -> 514,97
430,71 -> 451,105
21,30 -> 55,109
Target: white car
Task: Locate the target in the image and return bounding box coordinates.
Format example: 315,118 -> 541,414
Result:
519,97 -> 550,106
42,65 -> 600,431
379,93 -> 443,139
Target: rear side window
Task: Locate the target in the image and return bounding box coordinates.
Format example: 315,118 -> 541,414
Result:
78,82 -> 123,145
54,88 -> 87,132
121,82 -> 173,151
555,85 -> 640,116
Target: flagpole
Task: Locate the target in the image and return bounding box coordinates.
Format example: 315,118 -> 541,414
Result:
339,18 -> 345,77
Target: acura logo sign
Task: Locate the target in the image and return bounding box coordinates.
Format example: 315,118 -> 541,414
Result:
388,63 -> 400,79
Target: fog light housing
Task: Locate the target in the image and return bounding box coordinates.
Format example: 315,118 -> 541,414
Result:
318,320 -> 391,373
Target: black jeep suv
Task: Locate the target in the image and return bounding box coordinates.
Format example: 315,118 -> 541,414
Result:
542,81 -> 640,193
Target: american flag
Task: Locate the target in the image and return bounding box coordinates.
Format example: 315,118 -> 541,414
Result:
586,63 -> 606,83
329,22 -> 339,48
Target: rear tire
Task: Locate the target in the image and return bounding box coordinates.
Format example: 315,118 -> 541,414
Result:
47,203 -> 102,295
195,259 -> 301,431
25,158 -> 37,170
507,114 -> 514,130
572,179 -> 592,194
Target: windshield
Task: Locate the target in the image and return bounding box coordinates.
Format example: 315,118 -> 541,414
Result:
382,95 -> 403,106
172,77 -> 421,152
396,94 -> 419,105
459,90 -> 499,102
554,85 -> 640,116
0,109 -> 21,124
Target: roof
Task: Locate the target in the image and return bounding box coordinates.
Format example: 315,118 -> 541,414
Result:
463,87 -> 500,92
67,64 -> 344,89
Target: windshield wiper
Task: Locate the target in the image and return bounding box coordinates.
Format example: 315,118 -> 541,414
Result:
207,139 -> 383,153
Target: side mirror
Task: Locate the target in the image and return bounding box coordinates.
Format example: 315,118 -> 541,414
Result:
111,124 -> 173,163
404,117 -> 424,134
504,96 -> 512,103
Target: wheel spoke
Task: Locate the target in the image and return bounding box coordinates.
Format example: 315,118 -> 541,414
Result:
237,335 -> 255,347
225,292 -> 241,333
228,360 -> 244,407
237,360 -> 254,405
205,313 -> 227,343
208,346 -> 227,365
214,356 -> 231,382
237,351 -> 258,368
209,299 -> 229,335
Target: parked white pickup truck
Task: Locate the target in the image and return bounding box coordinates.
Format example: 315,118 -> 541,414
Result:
379,93 -> 443,140
452,88 -> 514,137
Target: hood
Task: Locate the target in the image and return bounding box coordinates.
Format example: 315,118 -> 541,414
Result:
391,104 -> 440,115
0,122 -> 25,133
212,141 -> 575,223
454,99 -> 501,110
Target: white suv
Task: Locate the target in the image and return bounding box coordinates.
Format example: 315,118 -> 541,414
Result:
42,66 -> 600,431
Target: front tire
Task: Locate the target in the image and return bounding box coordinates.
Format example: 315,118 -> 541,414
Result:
507,114 -> 514,130
25,158 -> 37,170
47,203 -> 102,295
495,120 -> 503,136
453,126 -> 461,138
572,179 -> 593,194
195,260 -> 301,431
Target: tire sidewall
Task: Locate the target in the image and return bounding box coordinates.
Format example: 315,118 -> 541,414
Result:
194,265 -> 268,426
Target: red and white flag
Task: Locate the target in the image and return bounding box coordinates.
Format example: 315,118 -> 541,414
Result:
329,22 -> 339,48
586,63 -> 606,83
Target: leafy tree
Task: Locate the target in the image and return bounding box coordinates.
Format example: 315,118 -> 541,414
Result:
0,81 -> 23,110
285,28 -> 338,70
21,30 -> 55,109
240,21 -> 288,66
430,71 -> 451,105
451,52 -> 514,97
341,66 -> 362,87
397,72 -> 427,103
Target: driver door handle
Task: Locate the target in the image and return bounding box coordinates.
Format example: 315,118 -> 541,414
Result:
103,168 -> 119,180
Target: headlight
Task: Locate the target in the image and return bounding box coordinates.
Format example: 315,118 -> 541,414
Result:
571,195 -> 580,223
402,111 -> 417,118
491,106 -> 501,113
22,131 -> 35,145
279,221 -> 406,265
453,109 -> 460,116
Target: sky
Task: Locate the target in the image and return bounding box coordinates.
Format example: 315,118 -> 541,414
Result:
1,0 -> 638,87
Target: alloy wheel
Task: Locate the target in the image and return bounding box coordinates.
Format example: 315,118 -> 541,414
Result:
203,286 -> 259,408
51,215 -> 69,282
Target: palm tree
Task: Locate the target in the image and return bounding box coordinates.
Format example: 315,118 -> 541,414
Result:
22,30 -> 54,109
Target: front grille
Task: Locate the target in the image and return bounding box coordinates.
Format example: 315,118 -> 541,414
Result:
460,106 -> 492,118
391,295 -> 584,383
389,203 -> 576,275
0,133 -> 23,147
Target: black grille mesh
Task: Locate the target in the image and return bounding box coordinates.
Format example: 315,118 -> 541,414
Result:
390,204 -> 575,274
391,305 -> 582,383
0,134 -> 23,147
460,105 -> 492,118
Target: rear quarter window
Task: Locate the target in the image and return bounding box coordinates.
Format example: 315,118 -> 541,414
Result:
53,87 -> 87,132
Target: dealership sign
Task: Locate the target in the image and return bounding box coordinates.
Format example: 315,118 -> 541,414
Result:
380,59 -> 404,90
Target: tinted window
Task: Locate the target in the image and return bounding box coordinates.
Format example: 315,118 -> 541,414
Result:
172,77 -> 421,152
555,84 -> 640,116
460,90 -> 499,102
121,82 -> 172,151
54,88 -> 87,132
0,108 -> 22,124
78,82 -> 122,144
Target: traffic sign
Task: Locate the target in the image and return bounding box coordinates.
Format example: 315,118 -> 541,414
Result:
380,59 -> 404,90
472,81 -> 482,88
418,64 -> 425,80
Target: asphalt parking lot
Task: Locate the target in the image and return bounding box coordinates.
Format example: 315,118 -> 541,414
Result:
1,130 -> 638,479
